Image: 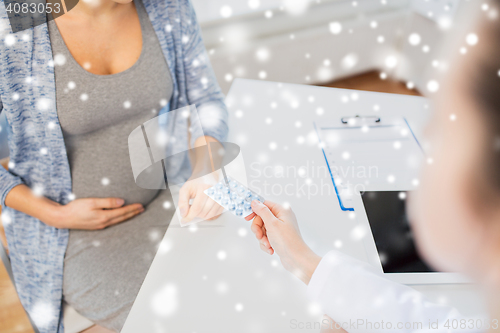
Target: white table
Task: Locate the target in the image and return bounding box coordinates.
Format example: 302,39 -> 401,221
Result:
122,79 -> 485,333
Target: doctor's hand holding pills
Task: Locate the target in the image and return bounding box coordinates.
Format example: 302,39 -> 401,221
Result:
246,200 -> 321,284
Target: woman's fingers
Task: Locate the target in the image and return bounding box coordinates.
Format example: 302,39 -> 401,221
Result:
198,194 -> 219,220
105,206 -> 144,227
184,190 -> 208,222
102,203 -> 143,221
92,197 -> 125,209
178,183 -> 193,218
207,202 -> 224,220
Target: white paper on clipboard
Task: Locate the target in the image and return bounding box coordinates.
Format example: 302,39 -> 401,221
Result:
315,116 -> 424,211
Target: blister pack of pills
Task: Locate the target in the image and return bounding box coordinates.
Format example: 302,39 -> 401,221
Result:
204,177 -> 264,218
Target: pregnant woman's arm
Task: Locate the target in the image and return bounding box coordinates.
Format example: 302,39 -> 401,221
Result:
5,184 -> 144,230
175,1 -> 229,223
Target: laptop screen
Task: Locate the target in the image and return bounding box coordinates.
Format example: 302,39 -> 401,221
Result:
361,191 -> 436,273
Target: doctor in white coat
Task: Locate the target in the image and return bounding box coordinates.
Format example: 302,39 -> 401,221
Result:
246,3 -> 500,332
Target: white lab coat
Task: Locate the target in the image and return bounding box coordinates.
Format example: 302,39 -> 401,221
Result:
307,250 -> 485,332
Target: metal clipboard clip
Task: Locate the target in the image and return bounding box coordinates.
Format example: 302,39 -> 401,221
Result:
341,115 -> 381,125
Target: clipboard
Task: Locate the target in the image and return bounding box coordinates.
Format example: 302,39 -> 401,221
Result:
314,116 -> 424,211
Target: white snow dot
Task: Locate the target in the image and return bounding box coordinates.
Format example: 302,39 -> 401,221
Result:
412,179 -> 420,187
160,99 -> 168,107
351,225 -> 367,240
4,35 -> 16,46
83,62 -> 91,70
220,5 -> 233,18
450,114 -> 456,121
216,281 -> 228,294
235,303 -> 244,312
269,142 -> 278,150
36,98 -> 51,110
341,53 -> 358,69
54,53 -> 66,66
482,3 -> 489,11
265,10 -> 273,18
334,240 -> 343,248
265,117 -> 272,124
407,81 -> 415,89
32,184 -> 44,197
370,21 -> 378,28
422,45 -> 430,53
316,107 -> 324,115
295,121 -> 302,128
92,240 -> 101,247
68,193 -> 76,201
398,192 -> 407,200
151,284 -> 178,317
387,175 -> 395,183
460,47 -> 468,54
408,33 -> 421,46
373,104 -> 380,111
123,100 -> 131,109
393,141 -> 402,149
238,228 -> 247,237
377,35 -> 385,43
427,80 -> 439,92
80,93 -> 89,101
101,177 -> 110,186
165,24 -> 172,32
258,71 -> 267,79
217,250 -> 227,260
30,301 -> 56,329
342,151 -> 350,160
466,33 -> 478,46
256,47 -> 270,62
385,55 -> 398,69
7,161 -> 15,169
380,72 -> 387,80
12,93 -> 19,101
329,22 -> 342,34
427,157 -> 434,164
163,201 -> 172,209
224,73 -> 233,82
40,147 -> 48,155
67,81 -> 76,90
235,110 -> 243,118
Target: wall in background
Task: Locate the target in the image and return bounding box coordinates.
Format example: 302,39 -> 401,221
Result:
193,0 -> 456,94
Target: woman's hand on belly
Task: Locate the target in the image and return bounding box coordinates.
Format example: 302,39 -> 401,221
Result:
52,197 -> 144,229
5,184 -> 144,229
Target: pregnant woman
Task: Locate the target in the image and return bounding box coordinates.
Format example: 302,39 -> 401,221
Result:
0,0 -> 228,331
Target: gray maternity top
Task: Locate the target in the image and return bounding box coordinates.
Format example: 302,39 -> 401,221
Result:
48,1 -> 174,331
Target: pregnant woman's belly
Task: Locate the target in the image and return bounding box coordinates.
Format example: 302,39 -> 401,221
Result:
66,115 -> 162,207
